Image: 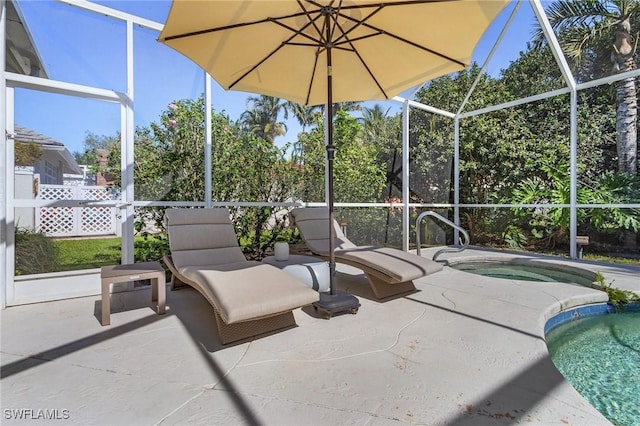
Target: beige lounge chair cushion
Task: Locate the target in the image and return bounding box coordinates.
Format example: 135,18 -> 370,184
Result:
335,247 -> 443,282
289,207 -> 356,255
178,261 -> 318,324
165,208 -> 319,324
290,207 -> 443,283
165,208 -> 247,268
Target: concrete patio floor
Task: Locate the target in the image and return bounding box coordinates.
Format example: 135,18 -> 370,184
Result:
2,249 -> 639,425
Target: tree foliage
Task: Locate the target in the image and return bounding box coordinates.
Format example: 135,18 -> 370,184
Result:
294,109 -> 387,204
14,142 -> 43,167
80,31 -> 639,257
406,45 -> 637,250
74,132 -> 119,171
532,0 -> 639,174
239,95 -> 288,143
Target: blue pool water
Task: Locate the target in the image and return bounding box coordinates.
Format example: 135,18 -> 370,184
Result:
448,259 -> 595,286
546,306 -> 640,426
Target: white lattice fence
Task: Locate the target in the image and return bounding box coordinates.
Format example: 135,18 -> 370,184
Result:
37,185 -> 117,237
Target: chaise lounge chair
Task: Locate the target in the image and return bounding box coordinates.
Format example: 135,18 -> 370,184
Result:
289,207 -> 443,299
163,208 -> 319,344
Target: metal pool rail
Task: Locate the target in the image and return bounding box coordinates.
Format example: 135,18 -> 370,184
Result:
416,211 -> 470,262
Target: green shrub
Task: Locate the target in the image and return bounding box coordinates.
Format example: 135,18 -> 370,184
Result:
502,225 -> 527,249
15,228 -> 59,275
134,235 -> 170,262
592,271 -> 640,311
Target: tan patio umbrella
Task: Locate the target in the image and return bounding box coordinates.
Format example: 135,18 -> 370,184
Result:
158,0 -> 509,310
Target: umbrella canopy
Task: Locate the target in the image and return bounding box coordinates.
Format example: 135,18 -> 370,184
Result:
158,0 -> 509,297
159,0 -> 508,106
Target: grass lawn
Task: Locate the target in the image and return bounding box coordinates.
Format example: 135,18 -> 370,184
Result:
583,253 -> 640,266
55,237 -> 122,271
54,235 -> 170,272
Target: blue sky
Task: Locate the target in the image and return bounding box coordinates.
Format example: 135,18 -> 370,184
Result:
13,0 -> 543,157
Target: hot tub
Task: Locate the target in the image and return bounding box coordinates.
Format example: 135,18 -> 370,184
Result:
445,257 -> 596,287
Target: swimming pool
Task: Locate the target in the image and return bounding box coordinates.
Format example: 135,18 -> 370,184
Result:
545,304 -> 640,426
446,258 -> 596,287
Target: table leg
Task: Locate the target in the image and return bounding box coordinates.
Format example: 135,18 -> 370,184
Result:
152,277 -> 157,301
153,273 -> 166,315
101,279 -> 111,326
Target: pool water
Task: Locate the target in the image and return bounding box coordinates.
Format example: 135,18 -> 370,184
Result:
546,311 -> 640,426
448,260 -> 595,286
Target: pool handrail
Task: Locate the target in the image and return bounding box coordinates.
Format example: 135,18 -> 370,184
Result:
416,211 -> 470,262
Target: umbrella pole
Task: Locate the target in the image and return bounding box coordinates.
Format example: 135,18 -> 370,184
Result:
326,54 -> 336,296
311,13 -> 360,318
320,98 -> 359,316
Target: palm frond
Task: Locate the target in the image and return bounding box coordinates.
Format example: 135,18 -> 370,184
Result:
546,0 -> 609,29
532,0 -> 611,47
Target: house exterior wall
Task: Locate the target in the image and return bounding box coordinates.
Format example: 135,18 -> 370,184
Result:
14,169 -> 36,230
34,153 -> 62,185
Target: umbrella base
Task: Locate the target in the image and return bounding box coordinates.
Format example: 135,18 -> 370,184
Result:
313,291 -> 360,319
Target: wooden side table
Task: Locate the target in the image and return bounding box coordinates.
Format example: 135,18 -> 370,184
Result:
100,261 -> 166,326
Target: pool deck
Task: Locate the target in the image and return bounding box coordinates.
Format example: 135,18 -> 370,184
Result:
2,248 -> 639,425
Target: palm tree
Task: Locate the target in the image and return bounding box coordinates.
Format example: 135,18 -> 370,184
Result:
285,102 -> 320,133
285,102 -> 321,165
330,101 -> 362,117
286,101 -> 362,130
286,101 -> 361,163
534,0 -> 639,174
360,104 -> 394,144
239,95 -> 288,143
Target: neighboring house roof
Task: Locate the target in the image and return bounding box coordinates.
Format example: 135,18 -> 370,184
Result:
5,0 -> 48,78
14,126 -> 83,175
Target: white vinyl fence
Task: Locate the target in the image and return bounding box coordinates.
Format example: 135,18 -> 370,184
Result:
36,185 -> 117,237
